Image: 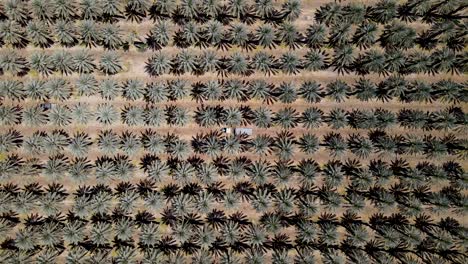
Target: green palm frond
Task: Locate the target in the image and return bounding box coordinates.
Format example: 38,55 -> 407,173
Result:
96,103 -> 119,125
30,52 -> 54,76
0,50 -> 29,76
26,20 -> 54,48
122,105 -> 145,126
143,106 -> 164,126
23,105 -> 48,126
101,23 -> 124,50
0,79 -> 26,101
54,20 -> 78,47
120,131 -> 141,155
69,157 -> 93,182
46,78 -> 72,101
74,50 -> 96,74
123,79 -> 145,100
97,130 -> 119,154
48,105 -> 72,127
100,51 -> 123,75
76,74 -> 98,96
69,132 -> 92,157
99,78 -> 121,100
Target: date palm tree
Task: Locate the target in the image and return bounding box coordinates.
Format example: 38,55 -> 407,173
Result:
146,20 -> 171,51
278,22 -> 302,49
80,0 -> 102,20
30,52 -> 53,76
53,0 -> 77,20
223,79 -> 249,101
99,78 -> 121,100
315,2 -> 342,26
166,105 -> 190,126
26,20 -> 54,48
353,78 -> 377,101
274,107 -> 299,129
354,49 -> 388,76
125,0 -> 150,22
51,50 -> 74,75
298,133 -> 319,154
48,104 -> 72,126
145,52 -> 172,76
379,21 -> 416,51
54,19 -> 78,47
0,129 -> 22,153
353,22 -> 378,50
228,23 -> 252,50
71,103 -> 95,128
0,79 -> 26,101
331,45 -> 354,75
0,50 -> 29,76
0,20 -> 29,48
102,0 -> 124,21
297,158 -> 320,185
100,51 -> 123,75
69,132 -> 92,157
299,81 -> 323,103
120,131 -> 141,156
372,0 -> 401,23
305,23 -> 327,49
69,157 -> 93,182
22,104 -> 49,127
326,80 -> 350,102
328,23 -> 352,48
175,21 -> 201,48
273,131 -> 295,160
144,106 -> 165,126
172,49 -> 197,75
348,134 -> 373,158
76,74 -> 98,96
44,154 -> 69,180
0,105 -> 22,126
255,24 -> 278,49
148,0 -> 175,20
72,50 -> 95,74
122,105 -> 145,126
280,52 -> 301,75
97,130 -> 119,154
323,132 -> 347,156
44,78 -> 72,101
30,0 -> 55,23
80,20 -> 101,47
227,52 -> 251,76
63,220 -> 86,245
96,103 -> 119,125
252,51 -> 277,76
100,23 -> 125,50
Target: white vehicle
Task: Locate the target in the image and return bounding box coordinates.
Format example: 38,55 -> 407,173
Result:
221,127 -> 253,136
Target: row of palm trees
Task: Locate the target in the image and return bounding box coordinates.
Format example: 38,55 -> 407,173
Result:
0,50 -> 123,76
0,179 -> 465,262
0,177 -> 465,217
2,77 -> 466,104
2,128 -> 465,163
145,48 -> 465,76
148,18 -> 465,51
2,14 -> 465,54
1,214 -> 465,263
1,101 -> 466,132
2,0 -> 302,25
2,146 -> 465,187
2,2 -> 466,52
2,47 -> 462,78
